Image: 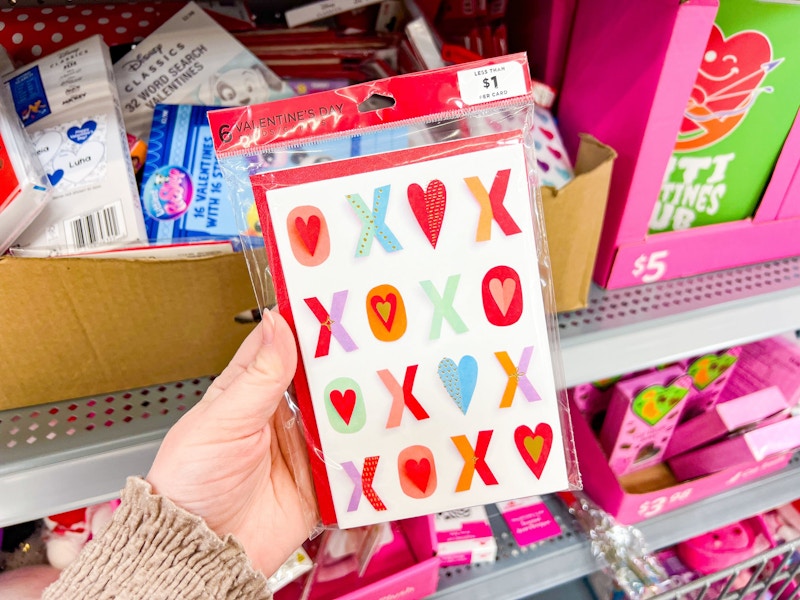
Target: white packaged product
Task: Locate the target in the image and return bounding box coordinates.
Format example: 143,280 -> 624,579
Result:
114,1 -> 294,143
3,35 -> 147,253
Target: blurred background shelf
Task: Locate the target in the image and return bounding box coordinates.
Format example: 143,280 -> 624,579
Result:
0,377 -> 212,528
559,257 -> 800,387
432,454 -> 800,600
4,259 -> 800,597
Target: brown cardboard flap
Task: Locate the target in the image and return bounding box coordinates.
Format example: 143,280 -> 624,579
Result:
542,135 -> 617,312
618,462 -> 679,494
0,253 -> 257,411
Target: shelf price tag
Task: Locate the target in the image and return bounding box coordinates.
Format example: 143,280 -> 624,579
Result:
632,250 -> 669,283
457,61 -> 528,106
637,488 -> 693,518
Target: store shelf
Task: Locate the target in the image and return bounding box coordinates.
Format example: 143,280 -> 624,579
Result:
558,257 -> 800,387
433,496 -> 596,600
433,454 -> 800,600
0,377 -> 212,527
3,260 -> 800,597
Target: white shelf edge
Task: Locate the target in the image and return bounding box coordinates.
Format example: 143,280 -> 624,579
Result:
0,439 -> 161,528
560,284 -> 800,387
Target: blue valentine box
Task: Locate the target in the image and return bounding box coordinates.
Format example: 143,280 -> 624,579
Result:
141,104 -> 409,243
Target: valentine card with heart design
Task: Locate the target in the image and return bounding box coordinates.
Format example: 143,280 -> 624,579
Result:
249,129 -> 572,527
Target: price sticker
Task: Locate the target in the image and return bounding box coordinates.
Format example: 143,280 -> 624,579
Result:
457,61 -> 529,106
631,250 -> 669,284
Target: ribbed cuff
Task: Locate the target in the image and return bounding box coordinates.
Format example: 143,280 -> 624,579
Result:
43,477 -> 272,600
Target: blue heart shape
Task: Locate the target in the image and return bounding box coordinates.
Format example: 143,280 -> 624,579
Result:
48,169 -> 64,186
457,355 -> 478,413
438,355 -> 478,415
556,167 -> 572,181
534,140 -> 543,151
67,120 -> 97,144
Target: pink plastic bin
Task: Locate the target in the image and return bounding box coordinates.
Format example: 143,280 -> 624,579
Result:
570,397 -> 792,524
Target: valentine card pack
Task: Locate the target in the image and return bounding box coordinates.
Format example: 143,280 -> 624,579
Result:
0,82 -> 52,254
650,0 -> 800,232
210,53 -> 578,528
141,103 -> 408,243
114,2 -> 294,144
3,35 -> 147,253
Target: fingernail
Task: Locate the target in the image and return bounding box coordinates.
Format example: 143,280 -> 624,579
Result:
261,308 -> 276,345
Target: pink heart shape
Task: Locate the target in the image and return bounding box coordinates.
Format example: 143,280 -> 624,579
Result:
489,277 -> 516,316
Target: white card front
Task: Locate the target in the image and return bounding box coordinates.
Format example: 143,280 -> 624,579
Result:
257,134 -> 569,528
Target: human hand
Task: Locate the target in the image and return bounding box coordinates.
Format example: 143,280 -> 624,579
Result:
147,310 -> 319,576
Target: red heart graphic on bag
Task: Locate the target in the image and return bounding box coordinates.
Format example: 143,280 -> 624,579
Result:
678,25 -> 775,151
295,215 -> 321,255
514,423 -> 553,479
408,180 -> 446,248
404,458 -> 432,493
329,389 -> 357,425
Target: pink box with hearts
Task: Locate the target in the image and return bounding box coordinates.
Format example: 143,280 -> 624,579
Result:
557,0 -> 800,288
664,386 -> 789,459
570,397 -> 793,524
600,366 -> 694,476
680,346 -> 742,422
668,415 -> 800,481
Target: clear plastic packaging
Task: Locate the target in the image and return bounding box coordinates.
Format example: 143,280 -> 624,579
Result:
210,53 -> 580,529
561,491 -> 677,600
0,82 -> 52,254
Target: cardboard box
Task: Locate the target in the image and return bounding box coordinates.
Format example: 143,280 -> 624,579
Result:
0,253 -> 258,411
570,397 -> 792,524
542,134 -> 616,312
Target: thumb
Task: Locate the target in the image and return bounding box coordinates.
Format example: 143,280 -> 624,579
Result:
204,310 -> 298,430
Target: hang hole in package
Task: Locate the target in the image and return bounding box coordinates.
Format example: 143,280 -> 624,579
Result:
210,53 -> 580,528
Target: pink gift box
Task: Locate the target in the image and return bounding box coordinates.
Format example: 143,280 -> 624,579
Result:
434,506 -> 497,567
667,415 -> 800,482
275,516 -> 439,600
495,496 -> 562,547
600,366 -> 694,476
681,347 -> 742,422
557,0 -> 800,288
720,336 -> 800,406
664,386 -> 789,459
570,397 -> 792,524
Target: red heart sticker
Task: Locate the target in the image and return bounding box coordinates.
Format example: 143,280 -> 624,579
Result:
408,180 -> 446,248
295,215 -> 321,256
404,458 -> 432,493
514,423 -> 553,479
370,293 -> 397,331
329,389 -> 356,425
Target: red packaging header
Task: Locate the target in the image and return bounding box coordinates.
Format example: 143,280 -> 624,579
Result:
208,53 -> 532,156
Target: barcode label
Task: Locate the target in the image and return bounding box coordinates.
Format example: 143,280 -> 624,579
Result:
65,202 -> 126,249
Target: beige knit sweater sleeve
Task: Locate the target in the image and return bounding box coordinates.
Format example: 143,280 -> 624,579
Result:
42,477 -> 273,600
